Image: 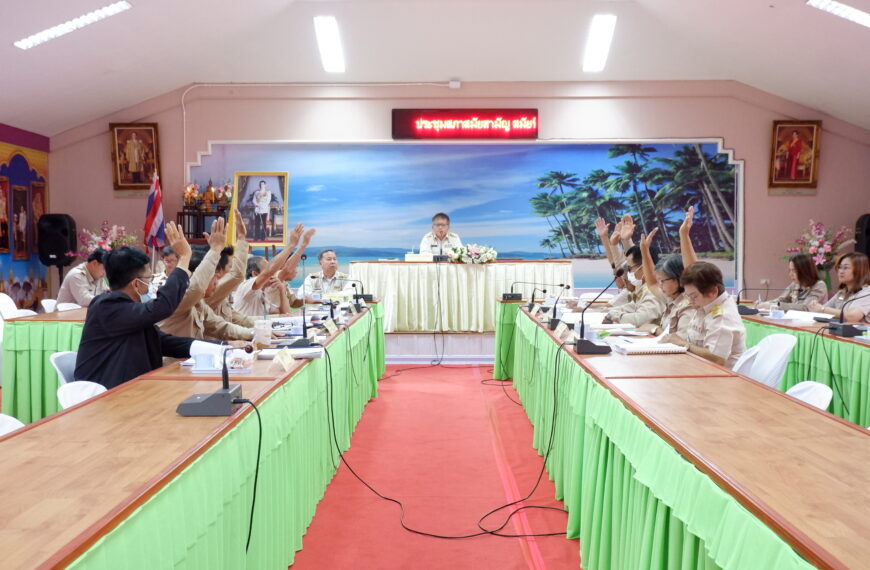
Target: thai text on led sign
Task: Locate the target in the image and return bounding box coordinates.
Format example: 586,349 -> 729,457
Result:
392,109 -> 539,139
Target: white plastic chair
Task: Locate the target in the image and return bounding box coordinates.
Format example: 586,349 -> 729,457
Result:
734,334 -> 797,389
50,351 -> 78,385
0,413 -> 25,436
41,299 -> 58,313
0,293 -> 37,319
57,381 -> 107,409
786,381 -> 833,410
56,302 -> 82,311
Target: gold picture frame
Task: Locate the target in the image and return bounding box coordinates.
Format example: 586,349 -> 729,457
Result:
228,172 -> 289,246
110,122 -> 160,194
769,120 -> 821,194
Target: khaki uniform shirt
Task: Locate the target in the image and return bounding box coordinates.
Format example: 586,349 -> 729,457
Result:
606,284 -> 664,327
824,285 -> 870,324
419,232 -> 462,255
772,280 -> 828,311
654,291 -> 695,336
205,239 -> 256,328
300,271 -> 349,297
233,277 -> 272,317
158,249 -> 250,340
686,291 -> 746,369
56,263 -> 108,306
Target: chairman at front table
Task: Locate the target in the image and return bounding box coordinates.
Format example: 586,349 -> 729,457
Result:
419,212 -> 462,255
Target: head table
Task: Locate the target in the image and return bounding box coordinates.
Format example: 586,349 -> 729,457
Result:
349,259 -> 573,332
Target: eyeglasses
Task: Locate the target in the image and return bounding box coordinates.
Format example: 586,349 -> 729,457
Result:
657,277 -> 675,285
433,223 -> 449,227
685,291 -> 700,301
627,264 -> 642,272
136,277 -> 153,286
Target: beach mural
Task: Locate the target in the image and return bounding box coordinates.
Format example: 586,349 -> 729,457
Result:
189,142 -> 739,289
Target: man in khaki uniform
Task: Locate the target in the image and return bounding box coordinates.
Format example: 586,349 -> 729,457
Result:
57,249 -> 109,306
300,249 -> 348,303
158,218 -> 253,341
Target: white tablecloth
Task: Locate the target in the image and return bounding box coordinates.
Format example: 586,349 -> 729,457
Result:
349,261 -> 573,332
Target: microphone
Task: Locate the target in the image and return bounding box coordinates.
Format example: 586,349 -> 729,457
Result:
347,279 -> 373,303
575,269 -> 625,355
827,291 -> 870,337
527,288 -> 547,311
504,281 -> 566,301
177,343 -> 243,416
734,287 -> 780,315
548,284 -> 573,330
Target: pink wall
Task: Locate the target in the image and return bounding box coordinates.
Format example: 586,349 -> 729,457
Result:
49,81 -> 870,292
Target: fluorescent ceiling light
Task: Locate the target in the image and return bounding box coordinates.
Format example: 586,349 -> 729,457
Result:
313,16 -> 346,73
583,14 -> 617,72
807,0 -> 870,28
13,1 -> 132,50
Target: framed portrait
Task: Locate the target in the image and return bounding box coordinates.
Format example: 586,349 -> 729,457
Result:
30,181 -> 47,253
110,122 -> 161,193
228,172 -> 289,246
11,185 -> 29,260
0,177 -> 9,253
769,120 -> 821,193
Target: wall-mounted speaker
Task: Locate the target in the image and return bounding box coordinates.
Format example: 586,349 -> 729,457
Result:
38,214 -> 77,267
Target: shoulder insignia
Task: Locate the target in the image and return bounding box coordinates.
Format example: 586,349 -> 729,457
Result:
710,304 -> 723,318
448,232 -> 458,237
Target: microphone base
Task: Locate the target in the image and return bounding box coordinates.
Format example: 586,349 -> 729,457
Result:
737,305 -> 759,316
432,255 -> 449,263
353,293 -> 374,303
574,338 -> 612,355
177,384 -> 242,417
828,322 -> 861,337
502,293 -> 522,301
548,318 -> 560,330
287,337 -> 314,348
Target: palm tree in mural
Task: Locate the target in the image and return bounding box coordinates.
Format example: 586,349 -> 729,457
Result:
654,145 -> 736,251
530,192 -> 576,256
537,171 -> 581,253
539,237 -> 558,257
582,169 -> 624,222
606,144 -> 659,236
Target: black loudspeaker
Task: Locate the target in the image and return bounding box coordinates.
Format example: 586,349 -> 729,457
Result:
856,214 -> 870,255
38,214 -> 77,267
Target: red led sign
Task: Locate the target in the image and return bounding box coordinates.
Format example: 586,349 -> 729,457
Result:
392,109 -> 538,140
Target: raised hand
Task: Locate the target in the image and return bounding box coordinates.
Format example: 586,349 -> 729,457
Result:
288,223 -> 304,248
610,221 -> 623,246
640,228 -> 659,251
165,221 -> 191,260
595,217 -> 609,238
233,208 -> 247,240
679,205 -> 694,236
299,227 -> 316,247
619,214 -> 635,241
204,217 -> 227,251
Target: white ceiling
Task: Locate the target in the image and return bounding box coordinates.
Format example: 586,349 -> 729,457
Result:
2,0 -> 870,137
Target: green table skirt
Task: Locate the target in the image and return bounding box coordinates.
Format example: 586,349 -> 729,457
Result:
2,320 -> 84,423
69,305 -> 383,569
509,312 -> 812,570
744,319 -> 870,426
494,301 -> 523,380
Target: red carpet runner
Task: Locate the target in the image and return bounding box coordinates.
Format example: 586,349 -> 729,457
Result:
291,364 -> 580,569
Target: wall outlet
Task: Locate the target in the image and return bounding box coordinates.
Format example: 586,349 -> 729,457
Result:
760,278 -> 770,287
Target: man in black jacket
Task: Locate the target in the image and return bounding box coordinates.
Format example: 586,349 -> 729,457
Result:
75,222 -> 197,388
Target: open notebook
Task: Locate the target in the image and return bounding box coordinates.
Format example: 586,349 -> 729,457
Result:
609,336 -> 688,355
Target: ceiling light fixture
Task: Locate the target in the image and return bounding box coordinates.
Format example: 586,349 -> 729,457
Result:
313,16 -> 346,73
582,14 -> 617,72
13,1 -> 132,50
806,0 -> 870,28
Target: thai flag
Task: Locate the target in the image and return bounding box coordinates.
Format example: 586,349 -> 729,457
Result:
143,173 -> 166,251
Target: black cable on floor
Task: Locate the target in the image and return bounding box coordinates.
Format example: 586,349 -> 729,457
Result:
322,351 -> 567,540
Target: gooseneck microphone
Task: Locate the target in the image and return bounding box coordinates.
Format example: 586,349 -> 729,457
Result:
575,268 -> 625,355
345,279 -> 373,302
177,342 -> 245,416
827,291 -> 870,337
548,284 -> 573,330
504,281 -> 566,301
527,288 -> 547,311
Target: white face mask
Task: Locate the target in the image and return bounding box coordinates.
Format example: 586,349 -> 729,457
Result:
628,272 -> 643,287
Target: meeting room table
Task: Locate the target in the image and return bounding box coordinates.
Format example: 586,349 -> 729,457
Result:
742,314 -> 870,426
496,306 -> 870,570
349,259 -> 572,332
0,303 -> 384,568
2,307 -> 87,423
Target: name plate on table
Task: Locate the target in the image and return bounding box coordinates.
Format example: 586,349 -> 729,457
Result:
530,304 -> 541,316
323,318 -> 338,335
404,252 -> 434,262
553,321 -> 569,338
